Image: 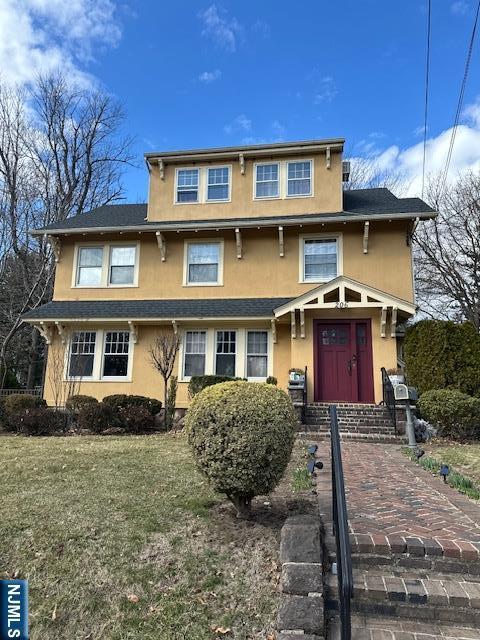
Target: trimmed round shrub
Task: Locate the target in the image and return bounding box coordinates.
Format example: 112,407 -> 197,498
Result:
186,381 -> 297,517
118,405 -> 155,433
9,407 -> 65,436
78,402 -> 116,433
4,393 -> 46,413
102,394 -> 162,415
417,389 -> 480,439
188,375 -> 246,398
66,394 -> 98,412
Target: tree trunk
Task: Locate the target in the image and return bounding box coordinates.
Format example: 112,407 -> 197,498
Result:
163,375 -> 169,431
229,494 -> 252,519
26,327 -> 39,389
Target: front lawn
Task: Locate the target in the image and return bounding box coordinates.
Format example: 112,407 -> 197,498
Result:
0,434 -> 314,639
425,442 -> 480,485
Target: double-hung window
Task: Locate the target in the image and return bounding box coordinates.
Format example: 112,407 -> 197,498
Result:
246,331 -> 268,378
302,237 -> 338,282
255,163 -> 279,198
68,331 -> 96,377
109,246 -> 136,285
176,169 -> 199,202
207,167 -> 230,201
287,161 -> 311,196
186,242 -> 220,285
215,331 -> 236,376
77,247 -> 103,286
103,331 -> 130,377
184,331 -> 206,377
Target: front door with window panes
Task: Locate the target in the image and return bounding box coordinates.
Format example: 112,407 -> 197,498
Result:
215,331 -> 236,376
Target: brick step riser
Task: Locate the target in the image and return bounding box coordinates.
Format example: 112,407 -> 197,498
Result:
305,425 -> 395,432
305,411 -> 390,418
297,433 -> 402,444
305,417 -> 393,424
326,551 -> 480,575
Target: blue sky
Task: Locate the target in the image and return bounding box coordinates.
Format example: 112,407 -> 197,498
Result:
2,0 -> 480,200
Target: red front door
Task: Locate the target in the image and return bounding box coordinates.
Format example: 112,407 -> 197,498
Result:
314,320 -> 374,403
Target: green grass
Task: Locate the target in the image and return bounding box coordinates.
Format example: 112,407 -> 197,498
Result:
291,467 -> 312,492
0,434 -> 287,639
404,444 -> 480,500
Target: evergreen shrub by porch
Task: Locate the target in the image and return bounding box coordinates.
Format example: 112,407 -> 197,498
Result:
78,402 -> 116,433
405,320 -> 480,396
185,380 -> 297,517
8,407 -> 65,436
417,389 -> 480,439
188,375 -> 245,398
66,394 -> 98,412
4,393 -> 46,413
118,405 -> 155,433
102,394 -> 162,415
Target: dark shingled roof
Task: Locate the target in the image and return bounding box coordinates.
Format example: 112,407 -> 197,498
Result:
22,298 -> 292,320
34,188 -> 435,234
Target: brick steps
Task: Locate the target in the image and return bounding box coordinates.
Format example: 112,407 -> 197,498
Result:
299,431 -> 403,444
325,569 -> 480,626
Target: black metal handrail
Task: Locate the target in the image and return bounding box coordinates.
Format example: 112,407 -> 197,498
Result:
301,365 -> 308,424
329,404 -> 353,640
381,367 -> 397,434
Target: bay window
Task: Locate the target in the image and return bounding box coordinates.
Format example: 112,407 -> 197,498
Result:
215,330 -> 236,376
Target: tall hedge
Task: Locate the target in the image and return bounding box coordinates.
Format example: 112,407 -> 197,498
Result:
405,320 -> 480,396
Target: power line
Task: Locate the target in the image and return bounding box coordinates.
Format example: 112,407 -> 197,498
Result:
440,0 -> 480,197
421,0 -> 432,199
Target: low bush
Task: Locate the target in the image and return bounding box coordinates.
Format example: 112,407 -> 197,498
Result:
0,399 -> 7,430
102,394 -> 162,415
4,393 -> 46,413
118,405 -> 155,433
9,407 -> 65,436
66,394 -> 98,412
266,376 -> 277,385
78,402 -> 116,433
188,375 -> 245,398
186,380 -> 297,517
417,389 -> 480,439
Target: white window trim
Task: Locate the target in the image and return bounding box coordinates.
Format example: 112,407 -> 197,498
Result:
245,329 -> 272,381
178,328 -> 272,383
214,329 -> 237,377
299,232 -> 343,284
174,165 -> 232,205
183,238 -> 224,287
206,165 -> 231,203
72,241 -> 140,289
180,329 -> 209,382
286,159 -> 313,198
253,159 -> 314,201
64,328 -> 134,382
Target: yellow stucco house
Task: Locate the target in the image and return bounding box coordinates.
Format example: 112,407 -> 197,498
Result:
24,138 -> 435,413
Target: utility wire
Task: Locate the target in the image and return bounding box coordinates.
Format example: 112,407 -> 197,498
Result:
421,0 -> 432,199
440,0 -> 480,197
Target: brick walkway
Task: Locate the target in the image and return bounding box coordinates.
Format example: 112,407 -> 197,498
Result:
339,443 -> 480,555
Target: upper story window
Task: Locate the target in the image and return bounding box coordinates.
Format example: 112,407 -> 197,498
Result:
74,243 -> 138,288
207,167 -> 230,201
184,240 -> 223,286
301,235 -> 341,283
287,161 -> 312,196
255,163 -> 279,199
176,168 -> 199,203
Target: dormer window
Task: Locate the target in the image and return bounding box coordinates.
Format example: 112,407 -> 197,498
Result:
255,163 -> 279,198
287,161 -> 312,196
176,169 -> 199,203
207,167 -> 230,201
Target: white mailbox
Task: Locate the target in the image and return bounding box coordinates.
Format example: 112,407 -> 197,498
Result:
394,384 -> 409,401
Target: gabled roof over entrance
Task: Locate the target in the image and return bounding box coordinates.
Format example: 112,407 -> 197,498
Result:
273,276 -> 416,339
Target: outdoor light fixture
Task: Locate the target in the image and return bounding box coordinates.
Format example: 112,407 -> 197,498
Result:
306,444 -> 322,475
307,445 -> 318,455
440,465 -> 450,483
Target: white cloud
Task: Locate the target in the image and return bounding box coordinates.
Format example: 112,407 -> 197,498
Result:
0,0 -> 122,86
199,69 -> 222,83
271,119 -> 286,139
354,97 -> 480,196
224,114 -> 252,134
252,20 -> 271,38
313,76 -> 337,104
199,5 -> 243,52
451,1 -> 469,15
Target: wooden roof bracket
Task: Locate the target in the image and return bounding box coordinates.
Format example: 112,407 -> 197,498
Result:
128,321 -> 138,343
37,322 -> 53,345
55,321 -> 67,345
291,310 -> 297,339
390,306 -> 398,338
156,231 -> 166,261
45,234 -> 61,263
300,308 -> 305,338
363,221 -> 370,254
278,226 -> 285,257
235,228 -> 242,259
239,153 -> 245,175
380,306 -> 388,338
326,146 -> 331,169
271,318 -> 277,343
172,319 -> 178,335
158,159 -> 165,180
